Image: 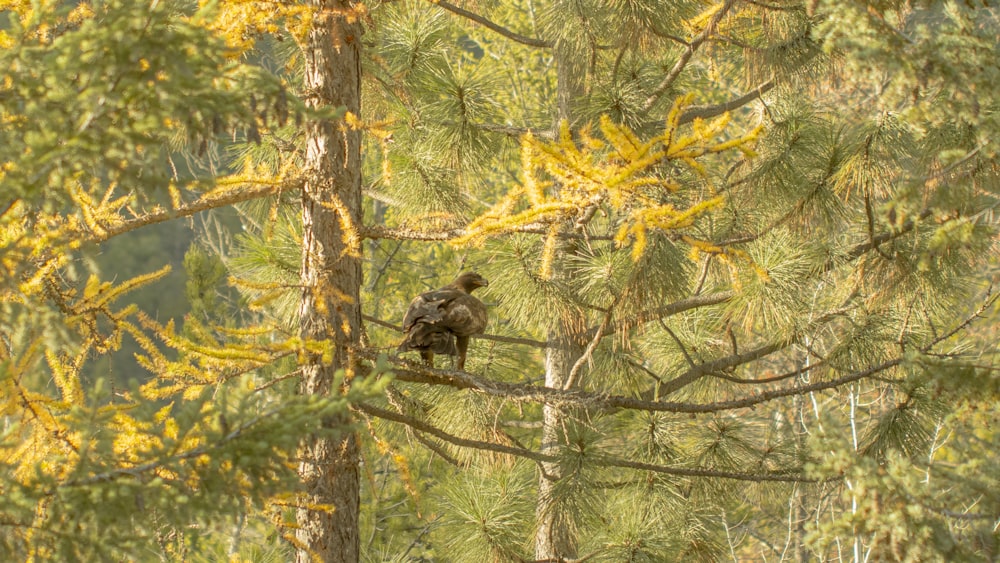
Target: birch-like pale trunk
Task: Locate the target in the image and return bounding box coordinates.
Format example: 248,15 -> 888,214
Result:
535,324 -> 582,561
534,40 -> 586,563
296,2 -> 364,562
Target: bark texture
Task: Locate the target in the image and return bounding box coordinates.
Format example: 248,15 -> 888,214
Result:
296,2 -> 364,562
535,324 -> 582,562
535,42 -> 586,563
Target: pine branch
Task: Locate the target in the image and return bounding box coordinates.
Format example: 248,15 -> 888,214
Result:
362,223 -> 613,242
353,348 -> 884,416
591,290 -> 736,339
356,402 -> 815,482
427,0 -> 552,48
643,0 -> 737,112
677,79 -> 775,125
653,340 -> 790,398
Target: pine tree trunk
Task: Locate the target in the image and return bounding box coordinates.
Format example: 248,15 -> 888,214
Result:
296,2 -> 364,562
535,325 -> 581,562
535,41 -> 586,562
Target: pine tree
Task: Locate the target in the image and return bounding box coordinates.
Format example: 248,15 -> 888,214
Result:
348,1 -> 1000,561
4,1 -> 999,561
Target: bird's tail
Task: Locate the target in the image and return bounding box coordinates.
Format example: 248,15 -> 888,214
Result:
398,326 -> 457,355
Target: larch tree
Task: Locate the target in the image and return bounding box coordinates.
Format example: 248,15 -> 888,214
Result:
0,1 -> 380,560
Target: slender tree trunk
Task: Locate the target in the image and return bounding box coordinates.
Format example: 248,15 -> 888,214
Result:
296,2 -> 364,562
535,323 -> 582,561
535,40 -> 587,563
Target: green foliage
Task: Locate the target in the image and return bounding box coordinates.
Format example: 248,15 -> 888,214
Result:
4,0 -> 999,561
0,0 -> 279,204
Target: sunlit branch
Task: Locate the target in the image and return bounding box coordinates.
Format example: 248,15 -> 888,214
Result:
361,223 -> 613,243
353,348 -> 890,416
95,181 -> 292,242
677,79 -> 775,124
593,290 -> 736,338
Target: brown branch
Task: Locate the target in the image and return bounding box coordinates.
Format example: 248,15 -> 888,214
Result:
427,0 -> 552,48
361,223 -> 613,242
354,348 -> 886,416
643,0 -> 737,112
653,340 -> 789,398
678,79 -> 775,125
356,401 -> 814,482
94,181 -> 291,242
593,290 -> 736,339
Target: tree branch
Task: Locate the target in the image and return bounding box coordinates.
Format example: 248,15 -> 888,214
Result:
427,0 -> 553,48
353,348 -> 895,416
643,0 -> 737,112
361,223 -> 613,242
94,181 -> 290,242
678,79 -> 775,125
356,401 -> 815,482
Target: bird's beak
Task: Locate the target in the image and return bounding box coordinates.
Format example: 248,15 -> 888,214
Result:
479,279 -> 489,287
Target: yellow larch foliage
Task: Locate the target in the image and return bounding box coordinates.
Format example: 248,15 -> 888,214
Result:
454,95 -> 763,275
196,0 -> 317,54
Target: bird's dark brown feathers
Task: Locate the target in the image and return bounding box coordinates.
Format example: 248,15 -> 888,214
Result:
398,273 -> 488,368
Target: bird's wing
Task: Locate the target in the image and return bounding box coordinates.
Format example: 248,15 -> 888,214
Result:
401,288 -> 466,330
442,293 -> 488,336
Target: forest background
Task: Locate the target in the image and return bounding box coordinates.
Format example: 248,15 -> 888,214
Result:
1,0 -> 999,562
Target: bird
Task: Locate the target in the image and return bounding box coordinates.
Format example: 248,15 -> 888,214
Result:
398,272 -> 489,371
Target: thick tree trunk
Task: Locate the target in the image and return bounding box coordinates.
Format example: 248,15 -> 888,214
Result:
296,2 -> 364,562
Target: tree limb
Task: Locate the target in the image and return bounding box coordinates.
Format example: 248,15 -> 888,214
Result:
678,79 -> 775,124
643,0 -> 737,112
356,401 -> 815,482
427,0 -> 553,48
95,181 -> 290,242
354,348 -> 895,415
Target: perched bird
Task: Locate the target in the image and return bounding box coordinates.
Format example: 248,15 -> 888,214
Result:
398,272 -> 489,370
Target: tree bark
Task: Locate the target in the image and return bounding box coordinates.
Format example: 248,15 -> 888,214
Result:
535,324 -> 582,562
296,2 -> 364,562
535,40 -> 587,562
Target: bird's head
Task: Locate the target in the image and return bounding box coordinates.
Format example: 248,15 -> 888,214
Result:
453,271 -> 489,293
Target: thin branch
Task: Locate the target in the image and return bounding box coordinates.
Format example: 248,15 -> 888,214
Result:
357,402 -> 815,482
594,290 -> 736,339
660,318 -> 698,369
643,0 -> 737,112
678,79 -> 775,125
95,181 -> 290,242
354,348 -> 894,416
428,0 -> 553,48
654,340 -> 789,398
564,300 -> 617,390
361,223 -> 613,242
